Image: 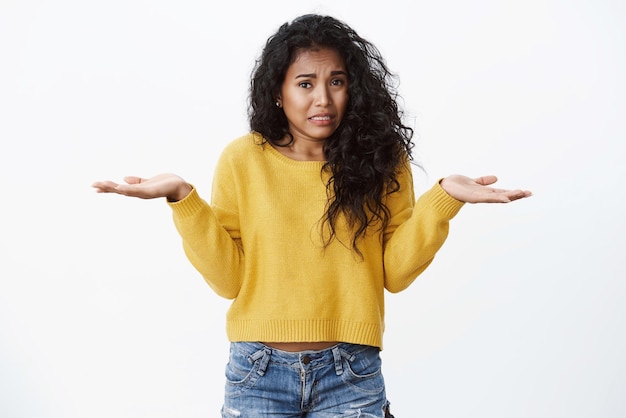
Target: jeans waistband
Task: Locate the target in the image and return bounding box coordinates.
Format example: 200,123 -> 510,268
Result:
230,342 -> 375,376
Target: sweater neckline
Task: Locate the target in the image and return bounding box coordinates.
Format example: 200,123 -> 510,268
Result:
262,138 -> 327,170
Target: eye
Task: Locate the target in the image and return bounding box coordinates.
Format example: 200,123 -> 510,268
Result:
298,81 -> 312,88
331,78 -> 346,86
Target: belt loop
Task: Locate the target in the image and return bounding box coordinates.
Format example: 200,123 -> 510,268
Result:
249,347 -> 272,376
332,346 -> 343,375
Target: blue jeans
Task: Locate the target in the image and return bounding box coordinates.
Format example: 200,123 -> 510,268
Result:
221,342 -> 391,417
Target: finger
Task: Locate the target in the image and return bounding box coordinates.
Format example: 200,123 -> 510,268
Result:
473,193 -> 512,204
506,189 -> 533,201
123,176 -> 145,185
485,189 -> 532,203
114,183 -> 148,197
474,175 -> 498,186
114,181 -> 167,199
91,180 -> 120,193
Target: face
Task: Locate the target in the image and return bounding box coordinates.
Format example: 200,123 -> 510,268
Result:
278,48 -> 349,145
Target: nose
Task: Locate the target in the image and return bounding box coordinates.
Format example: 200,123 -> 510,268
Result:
315,85 -> 332,107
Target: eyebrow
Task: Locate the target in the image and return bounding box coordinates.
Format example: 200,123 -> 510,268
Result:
295,70 -> 348,79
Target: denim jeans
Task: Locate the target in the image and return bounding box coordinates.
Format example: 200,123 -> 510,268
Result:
221,342 -> 391,417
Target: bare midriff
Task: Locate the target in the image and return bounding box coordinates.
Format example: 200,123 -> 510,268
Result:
262,341 -> 339,352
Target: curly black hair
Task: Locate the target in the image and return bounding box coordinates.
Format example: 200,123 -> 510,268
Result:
249,14 -> 414,256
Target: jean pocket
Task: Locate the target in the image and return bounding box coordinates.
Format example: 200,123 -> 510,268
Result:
224,344 -> 268,397
340,345 -> 385,395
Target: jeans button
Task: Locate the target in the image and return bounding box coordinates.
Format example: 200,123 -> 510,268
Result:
302,355 -> 311,365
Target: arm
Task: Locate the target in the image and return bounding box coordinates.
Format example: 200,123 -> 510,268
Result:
168,186 -> 244,299
92,168 -> 245,299
167,151 -> 246,299
382,169 -> 531,293
383,177 -> 464,293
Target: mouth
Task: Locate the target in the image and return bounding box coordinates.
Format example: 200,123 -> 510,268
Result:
309,114 -> 335,123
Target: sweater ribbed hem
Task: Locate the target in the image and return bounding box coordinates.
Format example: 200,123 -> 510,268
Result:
227,319 -> 383,349
167,186 -> 205,218
429,181 -> 465,219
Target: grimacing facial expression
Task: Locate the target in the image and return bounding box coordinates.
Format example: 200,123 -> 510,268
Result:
278,48 -> 348,144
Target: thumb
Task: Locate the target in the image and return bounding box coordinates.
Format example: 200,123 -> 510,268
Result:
474,175 -> 498,186
123,176 -> 145,185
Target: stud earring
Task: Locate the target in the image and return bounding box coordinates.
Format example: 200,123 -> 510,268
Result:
275,100 -> 282,108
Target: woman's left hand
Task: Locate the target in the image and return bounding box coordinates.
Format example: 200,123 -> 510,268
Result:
440,175 -> 532,203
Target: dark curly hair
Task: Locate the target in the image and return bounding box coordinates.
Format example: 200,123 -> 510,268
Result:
249,14 -> 414,256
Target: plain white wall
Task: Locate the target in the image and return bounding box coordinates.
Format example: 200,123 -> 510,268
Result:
1,0 -> 625,417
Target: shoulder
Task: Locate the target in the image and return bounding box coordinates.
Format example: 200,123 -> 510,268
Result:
391,157 -> 416,195
214,132 -> 272,179
385,159 -> 416,208
219,132 -> 267,160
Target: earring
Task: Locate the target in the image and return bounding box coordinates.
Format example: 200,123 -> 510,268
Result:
275,100 -> 282,108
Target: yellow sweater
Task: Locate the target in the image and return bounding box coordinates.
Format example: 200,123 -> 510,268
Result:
168,132 -> 464,348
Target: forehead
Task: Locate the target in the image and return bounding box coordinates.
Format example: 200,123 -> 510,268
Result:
288,47 -> 346,72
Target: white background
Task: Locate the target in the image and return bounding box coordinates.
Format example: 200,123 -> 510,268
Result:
1,0 -> 625,417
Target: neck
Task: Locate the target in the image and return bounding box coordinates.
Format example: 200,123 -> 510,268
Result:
273,136 -> 326,161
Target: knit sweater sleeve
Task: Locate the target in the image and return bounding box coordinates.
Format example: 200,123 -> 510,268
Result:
383,165 -> 465,293
167,152 -> 244,299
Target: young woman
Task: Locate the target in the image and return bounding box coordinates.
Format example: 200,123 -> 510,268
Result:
93,14 -> 531,417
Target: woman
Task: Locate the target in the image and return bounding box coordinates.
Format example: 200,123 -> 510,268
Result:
93,14 -> 531,417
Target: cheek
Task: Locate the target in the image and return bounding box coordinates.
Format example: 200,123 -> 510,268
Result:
284,95 -> 309,112
337,94 -> 349,114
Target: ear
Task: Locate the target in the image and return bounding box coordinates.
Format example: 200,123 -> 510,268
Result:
275,98 -> 283,108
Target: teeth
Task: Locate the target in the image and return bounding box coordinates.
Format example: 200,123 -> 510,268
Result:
311,116 -> 331,120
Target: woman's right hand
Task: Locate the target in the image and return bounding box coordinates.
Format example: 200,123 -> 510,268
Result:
92,173 -> 193,202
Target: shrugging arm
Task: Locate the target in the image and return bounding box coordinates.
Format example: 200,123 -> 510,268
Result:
168,154 -> 244,299
383,165 -> 465,293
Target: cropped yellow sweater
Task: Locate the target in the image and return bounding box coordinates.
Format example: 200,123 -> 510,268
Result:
168,132 -> 464,348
